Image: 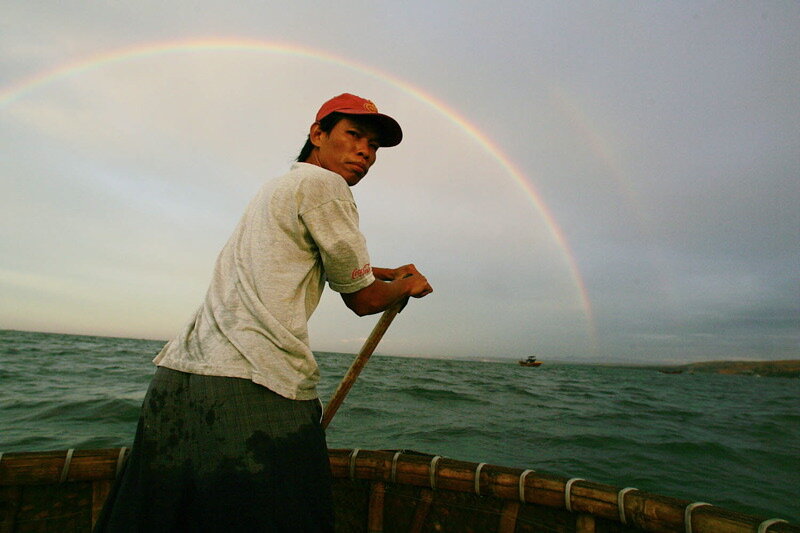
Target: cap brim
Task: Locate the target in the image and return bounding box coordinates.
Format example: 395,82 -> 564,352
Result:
340,111 -> 403,147
371,114 -> 403,147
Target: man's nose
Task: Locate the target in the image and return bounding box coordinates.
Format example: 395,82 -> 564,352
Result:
355,139 -> 371,158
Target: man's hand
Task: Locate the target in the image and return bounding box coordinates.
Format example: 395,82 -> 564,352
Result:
372,264 -> 418,281
342,263 -> 433,315
401,267 -> 433,298
374,264 -> 432,297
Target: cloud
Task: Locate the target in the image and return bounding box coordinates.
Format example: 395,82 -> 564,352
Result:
2,2 -> 798,362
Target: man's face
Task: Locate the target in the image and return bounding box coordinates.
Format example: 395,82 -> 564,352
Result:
310,117 -> 381,186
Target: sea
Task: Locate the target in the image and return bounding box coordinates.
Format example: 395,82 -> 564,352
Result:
1,329 -> 798,523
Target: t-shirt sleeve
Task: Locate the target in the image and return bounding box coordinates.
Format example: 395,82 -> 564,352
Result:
301,196 -> 375,294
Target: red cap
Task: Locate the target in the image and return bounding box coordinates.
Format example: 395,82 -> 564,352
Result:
315,93 -> 403,147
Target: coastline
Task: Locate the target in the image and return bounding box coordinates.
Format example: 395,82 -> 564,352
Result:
657,359 -> 800,378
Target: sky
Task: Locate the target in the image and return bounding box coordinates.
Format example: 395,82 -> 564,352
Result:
1,2 -> 798,364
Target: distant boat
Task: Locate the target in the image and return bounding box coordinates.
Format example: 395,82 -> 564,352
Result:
659,369 -> 683,374
518,356 -> 542,367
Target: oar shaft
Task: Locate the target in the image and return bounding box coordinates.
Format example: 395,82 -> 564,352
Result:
321,299 -> 406,429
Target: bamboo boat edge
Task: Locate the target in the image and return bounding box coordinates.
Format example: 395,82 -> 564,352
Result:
0,447 -> 796,533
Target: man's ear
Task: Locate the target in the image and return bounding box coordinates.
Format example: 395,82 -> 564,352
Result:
309,122 -> 324,148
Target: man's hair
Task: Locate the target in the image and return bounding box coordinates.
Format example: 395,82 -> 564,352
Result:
296,112 -> 346,162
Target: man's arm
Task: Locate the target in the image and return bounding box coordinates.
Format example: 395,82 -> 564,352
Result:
371,267 -> 398,281
341,264 -> 433,316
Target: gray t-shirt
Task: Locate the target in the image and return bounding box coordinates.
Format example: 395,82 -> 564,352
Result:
153,162 -> 375,400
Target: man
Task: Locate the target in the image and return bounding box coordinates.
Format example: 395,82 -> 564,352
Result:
95,93 -> 432,532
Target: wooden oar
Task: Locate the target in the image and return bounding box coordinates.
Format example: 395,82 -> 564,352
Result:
321,297 -> 409,429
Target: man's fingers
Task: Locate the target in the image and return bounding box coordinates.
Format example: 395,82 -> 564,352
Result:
395,263 -> 421,279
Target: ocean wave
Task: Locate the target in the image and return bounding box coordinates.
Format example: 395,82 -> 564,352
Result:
2,331 -> 798,522
387,385 -> 491,406
11,397 -> 141,424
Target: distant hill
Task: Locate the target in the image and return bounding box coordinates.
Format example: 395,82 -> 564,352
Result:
660,359 -> 800,378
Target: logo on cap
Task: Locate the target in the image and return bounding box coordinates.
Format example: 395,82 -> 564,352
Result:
363,101 -> 378,113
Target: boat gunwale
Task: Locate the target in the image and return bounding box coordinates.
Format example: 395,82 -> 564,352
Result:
328,448 -> 796,533
0,447 -> 796,533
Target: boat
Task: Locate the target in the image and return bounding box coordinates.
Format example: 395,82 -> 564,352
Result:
0,447 -> 795,532
518,356 -> 542,367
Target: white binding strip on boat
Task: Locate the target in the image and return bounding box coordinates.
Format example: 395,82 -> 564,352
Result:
60,448 -> 74,483
116,447 -> 127,478
518,469 -> 534,502
348,448 -> 360,481
391,451 -> 402,483
564,478 -> 584,512
684,502 -> 711,533
429,455 -> 441,490
617,487 -> 637,524
474,462 -> 486,495
758,518 -> 788,533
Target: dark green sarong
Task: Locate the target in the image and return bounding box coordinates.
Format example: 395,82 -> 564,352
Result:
94,367 -> 334,532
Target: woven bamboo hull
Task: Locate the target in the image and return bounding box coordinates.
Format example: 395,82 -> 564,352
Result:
0,448 -> 795,532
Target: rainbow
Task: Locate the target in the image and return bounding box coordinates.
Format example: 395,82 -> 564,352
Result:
0,38 -> 597,344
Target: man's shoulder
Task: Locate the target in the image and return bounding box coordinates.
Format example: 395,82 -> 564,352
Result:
289,163 -> 352,202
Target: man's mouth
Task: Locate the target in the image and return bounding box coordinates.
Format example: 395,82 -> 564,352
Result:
349,162 -> 367,174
